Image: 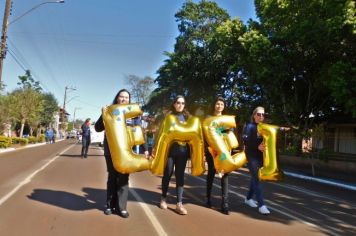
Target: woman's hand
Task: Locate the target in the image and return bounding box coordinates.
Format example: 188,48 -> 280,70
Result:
101,106 -> 108,113
258,143 -> 266,152
144,150 -> 150,159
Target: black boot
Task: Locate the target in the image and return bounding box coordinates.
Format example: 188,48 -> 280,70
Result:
206,198 -> 212,208
221,203 -> 229,215
221,195 -> 229,215
206,191 -> 212,208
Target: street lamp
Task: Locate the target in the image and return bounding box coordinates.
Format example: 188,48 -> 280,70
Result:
9,0 -> 65,26
0,0 -> 65,84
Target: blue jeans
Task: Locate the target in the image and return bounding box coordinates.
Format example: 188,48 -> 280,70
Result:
246,156 -> 265,207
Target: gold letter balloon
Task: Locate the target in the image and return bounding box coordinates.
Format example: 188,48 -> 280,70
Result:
103,104 -> 151,174
151,114 -> 205,176
257,123 -> 283,181
203,115 -> 246,174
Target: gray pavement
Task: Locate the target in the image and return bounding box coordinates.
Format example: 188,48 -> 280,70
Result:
1,141 -> 355,192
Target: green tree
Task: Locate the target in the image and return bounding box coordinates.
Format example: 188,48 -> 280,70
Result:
17,70 -> 42,92
240,0 -> 356,149
148,0 -> 231,113
39,93 -> 59,127
8,88 -> 43,137
8,71 -> 43,137
0,93 -> 12,130
36,92 -> 59,136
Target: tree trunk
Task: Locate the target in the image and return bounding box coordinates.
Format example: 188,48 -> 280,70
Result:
19,119 -> 25,138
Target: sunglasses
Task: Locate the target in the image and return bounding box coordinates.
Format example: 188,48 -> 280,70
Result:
256,113 -> 265,117
175,101 -> 185,105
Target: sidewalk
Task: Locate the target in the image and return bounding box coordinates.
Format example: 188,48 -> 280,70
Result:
0,139 -> 65,154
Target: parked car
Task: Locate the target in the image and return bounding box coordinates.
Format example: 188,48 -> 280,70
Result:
90,127 -> 104,146
67,130 -> 77,139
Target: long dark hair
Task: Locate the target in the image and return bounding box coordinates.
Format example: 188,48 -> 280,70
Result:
210,96 -> 225,115
112,89 -> 131,104
169,95 -> 191,118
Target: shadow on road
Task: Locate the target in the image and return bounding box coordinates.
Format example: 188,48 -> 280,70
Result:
26,187 -> 162,213
59,154 -> 104,158
27,188 -> 105,211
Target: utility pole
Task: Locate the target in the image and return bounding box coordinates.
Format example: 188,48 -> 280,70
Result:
61,86 -> 76,132
72,107 -> 81,130
0,0 -> 12,85
0,0 -> 64,86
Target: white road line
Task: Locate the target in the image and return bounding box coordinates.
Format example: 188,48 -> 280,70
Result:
0,144 -> 75,206
97,148 -> 168,236
284,171 -> 356,191
234,170 -> 355,207
130,188 -> 168,236
194,176 -> 321,230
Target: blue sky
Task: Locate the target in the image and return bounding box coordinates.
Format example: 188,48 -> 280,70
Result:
0,0 -> 256,121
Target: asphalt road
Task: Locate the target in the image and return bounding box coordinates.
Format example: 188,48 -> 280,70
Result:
0,139 -> 355,236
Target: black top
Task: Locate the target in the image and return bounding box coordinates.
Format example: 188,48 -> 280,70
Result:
242,122 -> 263,159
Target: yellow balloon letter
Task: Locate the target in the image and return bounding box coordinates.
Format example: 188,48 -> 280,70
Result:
203,115 -> 246,174
103,104 -> 151,174
151,114 -> 205,176
257,123 -> 283,181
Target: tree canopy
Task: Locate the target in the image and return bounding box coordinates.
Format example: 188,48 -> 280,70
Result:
146,0 -> 355,131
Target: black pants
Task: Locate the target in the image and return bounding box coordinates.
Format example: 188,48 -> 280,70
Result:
105,155 -> 129,211
81,135 -> 90,157
206,152 -> 229,207
161,150 -> 188,203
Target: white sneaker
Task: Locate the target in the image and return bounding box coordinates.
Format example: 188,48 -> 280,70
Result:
160,198 -> 167,210
176,202 -> 188,215
258,205 -> 270,215
244,198 -> 258,208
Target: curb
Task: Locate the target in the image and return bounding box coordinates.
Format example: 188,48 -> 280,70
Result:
0,147 -> 15,153
284,171 -> 356,191
0,139 -> 66,154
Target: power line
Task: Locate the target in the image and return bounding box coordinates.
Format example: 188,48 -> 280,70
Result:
7,48 -> 50,92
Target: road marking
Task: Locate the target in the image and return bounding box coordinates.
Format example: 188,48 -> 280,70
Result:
234,169 -> 355,208
97,148 -> 167,236
284,171 -> 356,191
194,176 -> 320,229
0,144 -> 75,206
130,188 -> 168,236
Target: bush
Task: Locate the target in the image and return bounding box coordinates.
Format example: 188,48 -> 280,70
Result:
28,136 -> 38,144
0,136 -> 12,148
12,137 -> 29,145
281,145 -> 298,156
39,134 -> 46,143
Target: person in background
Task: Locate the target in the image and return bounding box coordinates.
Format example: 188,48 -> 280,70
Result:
159,95 -> 191,215
205,97 -> 231,215
52,129 -> 56,143
81,118 -> 91,158
45,127 -> 54,144
95,89 -> 149,218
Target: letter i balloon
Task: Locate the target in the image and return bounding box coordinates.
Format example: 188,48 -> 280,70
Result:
257,123 -> 283,181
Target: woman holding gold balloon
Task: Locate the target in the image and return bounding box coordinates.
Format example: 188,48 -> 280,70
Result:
95,89 -> 149,218
242,106 -> 271,215
205,97 -> 231,215
159,95 -> 191,215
